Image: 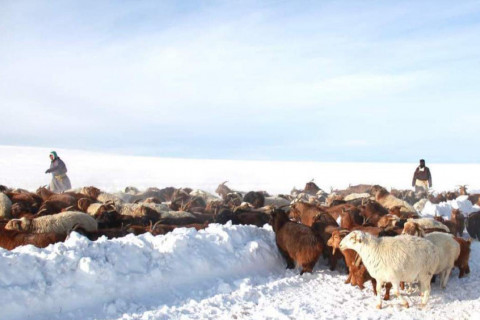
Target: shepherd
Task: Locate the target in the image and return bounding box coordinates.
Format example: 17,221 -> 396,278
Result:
45,151 -> 72,192
412,159 -> 432,193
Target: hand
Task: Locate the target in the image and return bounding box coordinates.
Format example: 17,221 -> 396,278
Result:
45,170 -> 49,174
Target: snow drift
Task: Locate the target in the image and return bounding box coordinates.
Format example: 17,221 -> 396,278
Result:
0,224 -> 281,320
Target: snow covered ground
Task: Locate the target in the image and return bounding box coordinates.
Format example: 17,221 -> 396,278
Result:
1,145 -> 480,320
2,145 -> 480,195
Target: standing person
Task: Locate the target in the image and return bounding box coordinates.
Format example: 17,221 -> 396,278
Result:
45,151 -> 72,192
412,159 -> 432,193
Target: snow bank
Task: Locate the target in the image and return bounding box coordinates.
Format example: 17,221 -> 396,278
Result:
421,196 -> 480,218
0,224 -> 283,320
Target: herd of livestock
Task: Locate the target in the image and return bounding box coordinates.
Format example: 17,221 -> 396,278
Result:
1,181 -> 480,309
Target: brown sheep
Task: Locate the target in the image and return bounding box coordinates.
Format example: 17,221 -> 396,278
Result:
271,209 -> 324,275
451,209 -> 465,237
454,237 -> 471,278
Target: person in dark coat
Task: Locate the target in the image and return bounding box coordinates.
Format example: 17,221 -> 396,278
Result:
412,159 -> 432,193
45,151 -> 72,192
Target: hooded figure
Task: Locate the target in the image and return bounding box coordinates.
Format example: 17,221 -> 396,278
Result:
45,151 -> 72,192
412,159 -> 432,193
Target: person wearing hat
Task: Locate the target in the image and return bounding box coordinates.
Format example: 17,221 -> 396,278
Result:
412,159 -> 432,193
45,151 -> 72,192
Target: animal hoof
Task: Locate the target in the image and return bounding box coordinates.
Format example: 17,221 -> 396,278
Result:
376,304 -> 382,309
403,302 -> 409,308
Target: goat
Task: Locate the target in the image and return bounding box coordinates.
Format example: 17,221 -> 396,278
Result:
454,237 -> 471,278
466,211 -> 480,239
450,209 -> 465,237
0,228 -> 66,250
271,209 -> 324,275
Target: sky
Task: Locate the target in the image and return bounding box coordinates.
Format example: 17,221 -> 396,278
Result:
1,0 -> 480,162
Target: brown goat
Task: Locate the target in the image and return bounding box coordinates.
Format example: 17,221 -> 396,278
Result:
453,237 -> 471,278
388,206 -> 418,219
272,209 -> 324,275
0,228 -> 66,250
451,209 -> 465,237
290,202 -> 328,226
358,200 -> 388,225
434,216 -> 456,235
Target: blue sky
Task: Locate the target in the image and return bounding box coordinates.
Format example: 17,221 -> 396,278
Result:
1,0 -> 480,162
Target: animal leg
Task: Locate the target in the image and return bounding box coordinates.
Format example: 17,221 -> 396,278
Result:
393,283 -> 408,308
278,248 -> 295,269
345,272 -> 352,284
300,261 -> 316,275
441,268 -> 452,289
384,282 -> 392,301
371,278 -> 377,296
376,281 -> 384,309
420,277 -> 431,306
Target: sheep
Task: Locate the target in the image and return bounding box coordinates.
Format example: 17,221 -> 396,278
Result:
0,192 -> 12,219
344,193 -> 371,202
424,232 -> 460,289
5,211 -> 98,234
370,185 -> 416,213
407,218 -> 450,233
271,209 -> 324,275
402,221 -> 449,237
0,228 -> 66,250
454,237 -> 471,278
327,229 -> 393,300
189,189 -> 221,204
339,230 -> 439,309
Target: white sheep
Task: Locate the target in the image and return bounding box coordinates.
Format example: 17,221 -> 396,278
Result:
344,192 -> 370,202
407,218 -> 450,232
340,230 -> 439,309
0,192 -> 12,219
424,232 -> 460,289
5,211 -> 98,234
